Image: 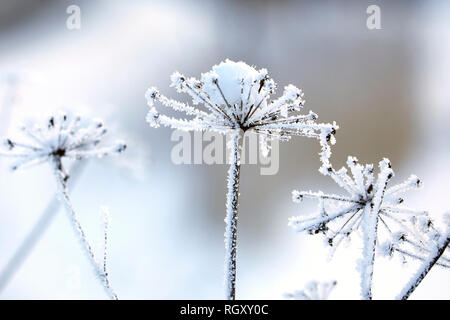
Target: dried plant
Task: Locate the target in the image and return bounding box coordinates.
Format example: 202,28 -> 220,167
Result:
289,156 -> 449,299
0,111 -> 126,299
145,59 -> 338,300
285,280 -> 337,300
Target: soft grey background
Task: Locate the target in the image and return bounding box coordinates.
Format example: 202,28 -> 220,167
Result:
0,0 -> 449,299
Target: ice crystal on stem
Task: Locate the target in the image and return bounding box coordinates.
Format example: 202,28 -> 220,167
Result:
145,59 -> 338,300
0,111 -> 125,300
289,156 -> 429,299
396,222 -> 449,300
285,280 -> 337,300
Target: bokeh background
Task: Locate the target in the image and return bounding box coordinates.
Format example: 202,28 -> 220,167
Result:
0,0 -> 449,299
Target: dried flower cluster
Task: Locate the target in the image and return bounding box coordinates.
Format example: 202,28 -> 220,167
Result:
0,111 -> 126,300
145,59 -> 338,300
1,111 -> 126,178
285,280 -> 337,300
289,153 -> 449,298
146,59 -> 337,164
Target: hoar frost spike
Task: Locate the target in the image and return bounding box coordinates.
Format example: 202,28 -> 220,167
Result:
0,111 -> 126,299
145,59 -> 338,300
289,156 -> 430,300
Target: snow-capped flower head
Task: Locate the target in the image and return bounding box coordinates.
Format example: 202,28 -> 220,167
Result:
146,59 -> 338,167
0,111 -> 126,179
288,156 -> 434,298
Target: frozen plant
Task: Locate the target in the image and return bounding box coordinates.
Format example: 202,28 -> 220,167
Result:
0,111 -> 126,299
379,213 -> 450,269
396,214 -> 450,300
285,280 -> 337,300
289,156 -> 434,299
145,59 -> 338,300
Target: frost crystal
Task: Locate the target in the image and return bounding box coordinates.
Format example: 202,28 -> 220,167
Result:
285,280 -> 337,300
145,59 -> 338,169
288,156 -> 431,299
0,111 -> 126,177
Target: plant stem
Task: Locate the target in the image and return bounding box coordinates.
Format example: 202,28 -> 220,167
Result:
224,131 -> 242,300
396,231 -> 450,300
360,202 -> 379,300
0,161 -> 86,294
53,158 -> 118,300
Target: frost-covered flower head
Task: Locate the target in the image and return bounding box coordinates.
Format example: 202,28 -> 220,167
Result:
146,59 -> 338,164
289,156 -> 428,256
1,111 -> 126,175
288,156 -> 436,299
285,280 -> 337,300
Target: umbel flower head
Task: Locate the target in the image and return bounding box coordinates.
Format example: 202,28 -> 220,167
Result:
285,280 -> 337,300
1,111 -> 126,178
288,156 -> 432,298
289,156 -> 427,251
145,59 -> 338,166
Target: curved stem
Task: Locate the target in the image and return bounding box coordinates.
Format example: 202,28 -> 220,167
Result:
52,158 -> 118,300
0,161 -> 86,294
224,131 -> 242,300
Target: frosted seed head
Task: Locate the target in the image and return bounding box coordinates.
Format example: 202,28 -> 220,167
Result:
170,72 -> 186,92
146,108 -> 160,128
114,140 -> 127,153
292,190 -> 303,203
4,139 -> 15,149
145,88 -> 160,108
347,156 -> 358,167
379,241 -> 394,258
1,112 -> 126,171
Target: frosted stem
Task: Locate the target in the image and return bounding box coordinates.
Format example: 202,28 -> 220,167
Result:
53,158 -> 118,300
360,202 -> 379,300
224,131 -> 242,300
0,161 -> 86,294
396,232 -> 450,300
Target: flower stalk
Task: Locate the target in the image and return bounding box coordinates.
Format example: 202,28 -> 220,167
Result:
224,131 -> 242,300
53,158 -> 118,300
145,60 -> 337,299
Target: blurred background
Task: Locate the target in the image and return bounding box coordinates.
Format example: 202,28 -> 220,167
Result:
0,0 -> 449,299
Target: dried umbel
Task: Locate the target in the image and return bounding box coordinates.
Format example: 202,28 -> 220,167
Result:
285,280 -> 337,300
289,156 -> 431,299
0,111 -> 126,299
1,111 -> 126,179
145,59 -> 338,300
146,59 -> 337,165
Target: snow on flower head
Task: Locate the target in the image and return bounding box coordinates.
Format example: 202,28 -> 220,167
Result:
0,111 -> 126,172
146,59 -> 338,169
